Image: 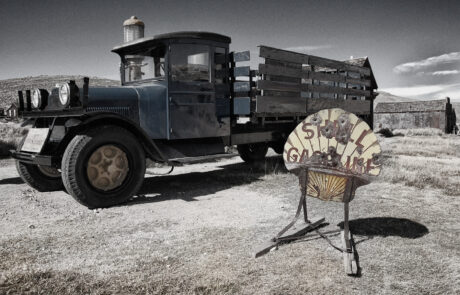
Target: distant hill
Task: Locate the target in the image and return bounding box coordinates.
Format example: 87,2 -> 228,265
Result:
0,75 -> 119,109
375,91 -> 460,123
374,91 -> 415,105
1,78 -> 459,124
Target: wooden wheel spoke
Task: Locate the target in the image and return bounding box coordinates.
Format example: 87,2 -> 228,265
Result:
86,145 -> 129,191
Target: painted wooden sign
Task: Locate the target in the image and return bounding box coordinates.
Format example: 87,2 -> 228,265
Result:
283,108 -> 382,202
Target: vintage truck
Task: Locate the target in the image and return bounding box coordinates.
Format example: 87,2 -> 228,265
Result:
11,17 -> 377,208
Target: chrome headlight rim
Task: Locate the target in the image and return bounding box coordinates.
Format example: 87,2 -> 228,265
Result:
59,83 -> 71,106
31,89 -> 41,109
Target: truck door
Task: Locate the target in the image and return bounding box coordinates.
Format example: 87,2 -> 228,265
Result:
168,43 -> 230,139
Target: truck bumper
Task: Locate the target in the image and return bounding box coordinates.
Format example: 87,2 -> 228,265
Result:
10,150 -> 57,167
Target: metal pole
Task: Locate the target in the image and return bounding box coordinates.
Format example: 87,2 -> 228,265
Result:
303,169 -> 309,223
343,201 -> 351,251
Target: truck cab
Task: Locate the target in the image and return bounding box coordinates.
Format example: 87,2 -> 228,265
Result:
113,32 -> 232,141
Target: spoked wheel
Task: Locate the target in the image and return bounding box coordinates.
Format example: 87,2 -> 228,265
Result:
16,161 -> 64,192
237,143 -> 269,163
62,126 -> 146,209
86,145 -> 130,191
38,165 -> 61,178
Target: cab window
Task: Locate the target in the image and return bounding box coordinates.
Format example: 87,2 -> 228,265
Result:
122,45 -> 166,83
170,44 -> 210,82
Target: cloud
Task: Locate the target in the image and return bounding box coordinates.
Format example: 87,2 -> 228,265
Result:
416,70 -> 460,76
381,83 -> 460,100
283,45 -> 332,53
393,52 -> 460,74
431,70 -> 460,76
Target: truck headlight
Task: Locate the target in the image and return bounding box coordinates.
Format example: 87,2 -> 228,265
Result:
31,89 -> 48,110
59,83 -> 70,106
31,89 -> 41,108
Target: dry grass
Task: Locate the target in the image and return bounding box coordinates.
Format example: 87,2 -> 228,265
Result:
1,134 -> 460,294
0,122 -> 27,157
379,133 -> 460,195
392,128 -> 444,137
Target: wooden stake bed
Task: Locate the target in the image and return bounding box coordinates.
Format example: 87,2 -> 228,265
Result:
255,108 -> 382,276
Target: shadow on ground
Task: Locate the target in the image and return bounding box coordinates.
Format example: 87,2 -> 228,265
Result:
128,156 -> 287,205
338,217 -> 429,239
0,176 -> 23,185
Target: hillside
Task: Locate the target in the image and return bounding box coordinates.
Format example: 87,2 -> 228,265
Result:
375,91 -> 460,123
0,75 -> 119,109
1,78 -> 458,124
374,91 -> 415,105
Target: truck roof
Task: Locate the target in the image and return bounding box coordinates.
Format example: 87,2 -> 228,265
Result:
112,31 -> 231,54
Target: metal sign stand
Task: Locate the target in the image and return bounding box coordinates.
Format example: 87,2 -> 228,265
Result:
255,108 -> 382,276
255,168 -> 358,275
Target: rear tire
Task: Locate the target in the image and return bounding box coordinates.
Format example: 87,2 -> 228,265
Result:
61,126 -> 146,209
270,141 -> 285,154
237,143 -> 268,163
16,161 -> 63,192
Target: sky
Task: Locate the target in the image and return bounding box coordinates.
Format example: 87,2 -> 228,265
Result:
1,0 -> 459,100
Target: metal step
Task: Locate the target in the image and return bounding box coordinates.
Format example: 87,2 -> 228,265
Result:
169,153 -> 237,165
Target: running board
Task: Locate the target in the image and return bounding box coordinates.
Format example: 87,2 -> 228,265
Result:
169,153 -> 237,165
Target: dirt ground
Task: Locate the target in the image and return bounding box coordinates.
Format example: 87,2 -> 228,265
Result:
1,135 -> 460,294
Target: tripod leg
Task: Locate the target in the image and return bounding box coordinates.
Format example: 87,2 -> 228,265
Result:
342,200 -> 358,275
302,170 -> 309,223
302,192 -> 308,223
343,201 -> 350,250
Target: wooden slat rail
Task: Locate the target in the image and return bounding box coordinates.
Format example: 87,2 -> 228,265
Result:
231,51 -> 250,62
259,63 -> 371,87
259,46 -> 371,76
232,66 -> 250,77
234,81 -> 251,92
256,97 -> 371,114
255,45 -> 377,116
258,80 -> 371,97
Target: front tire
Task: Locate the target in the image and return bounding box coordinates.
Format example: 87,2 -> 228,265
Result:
237,143 -> 268,163
61,126 -> 146,208
16,161 -> 64,192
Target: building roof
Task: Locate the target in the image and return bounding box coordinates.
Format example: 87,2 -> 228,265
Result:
374,98 -> 450,113
112,31 -> 231,54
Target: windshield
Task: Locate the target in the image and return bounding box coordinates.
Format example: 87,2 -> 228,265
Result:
122,45 -> 166,83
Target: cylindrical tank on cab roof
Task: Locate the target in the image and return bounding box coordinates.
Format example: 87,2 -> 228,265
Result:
123,16 -> 144,43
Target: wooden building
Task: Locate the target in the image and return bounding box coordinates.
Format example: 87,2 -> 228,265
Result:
374,98 -> 456,133
6,103 -> 18,120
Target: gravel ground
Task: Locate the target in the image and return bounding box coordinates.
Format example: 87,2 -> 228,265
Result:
1,136 -> 459,294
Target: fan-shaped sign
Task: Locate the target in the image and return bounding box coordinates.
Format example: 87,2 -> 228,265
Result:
283,108 -> 382,202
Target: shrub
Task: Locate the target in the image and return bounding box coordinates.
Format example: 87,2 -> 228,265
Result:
377,128 -> 395,137
0,122 -> 28,157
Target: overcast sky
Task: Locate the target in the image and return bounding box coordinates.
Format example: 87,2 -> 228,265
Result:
1,0 -> 459,99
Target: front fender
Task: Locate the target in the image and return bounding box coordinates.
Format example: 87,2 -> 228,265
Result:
63,112 -> 169,163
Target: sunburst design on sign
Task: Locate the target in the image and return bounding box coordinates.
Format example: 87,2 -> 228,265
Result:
307,171 -> 350,202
